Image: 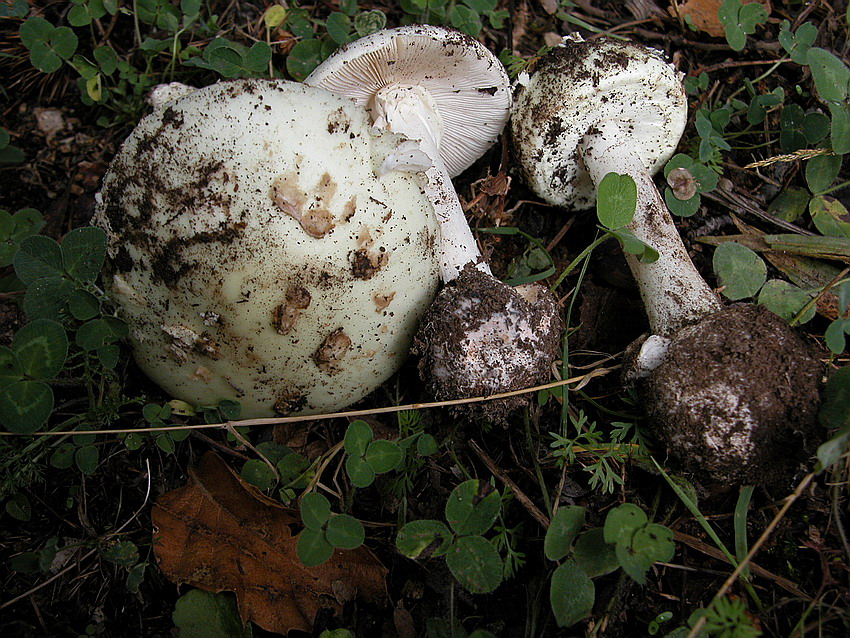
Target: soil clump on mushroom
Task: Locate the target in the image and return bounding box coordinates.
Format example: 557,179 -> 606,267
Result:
413,264 -> 562,422
641,303 -> 823,491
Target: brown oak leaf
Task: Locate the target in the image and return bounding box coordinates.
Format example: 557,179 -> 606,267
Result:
671,0 -> 768,38
152,452 -> 387,635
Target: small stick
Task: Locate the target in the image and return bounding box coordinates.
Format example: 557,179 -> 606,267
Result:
469,439 -> 550,529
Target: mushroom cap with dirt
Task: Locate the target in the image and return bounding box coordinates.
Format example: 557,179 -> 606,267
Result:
94,79 -> 441,418
512,36 -> 822,488
306,25 -> 563,416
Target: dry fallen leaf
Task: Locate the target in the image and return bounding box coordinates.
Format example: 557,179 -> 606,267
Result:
671,0 -> 767,38
152,452 -> 387,635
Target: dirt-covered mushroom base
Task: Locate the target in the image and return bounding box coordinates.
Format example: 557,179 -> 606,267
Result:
641,304 -> 823,491
413,265 -> 562,422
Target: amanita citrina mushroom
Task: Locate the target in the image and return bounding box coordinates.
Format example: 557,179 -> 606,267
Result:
512,36 -> 822,488
94,79 -> 441,418
306,25 -> 562,415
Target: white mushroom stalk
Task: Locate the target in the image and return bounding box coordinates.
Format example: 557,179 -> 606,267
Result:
306,25 -> 563,412
512,37 -> 823,488
371,83 -> 491,281
511,35 -> 719,339
305,24 -> 511,283
580,119 -> 721,337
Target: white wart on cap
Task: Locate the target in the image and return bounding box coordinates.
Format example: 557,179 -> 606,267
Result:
305,24 -> 511,179
511,36 -> 688,210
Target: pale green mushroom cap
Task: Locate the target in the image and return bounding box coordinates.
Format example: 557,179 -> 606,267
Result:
95,80 -> 441,417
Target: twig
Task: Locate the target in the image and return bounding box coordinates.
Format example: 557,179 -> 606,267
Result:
0,371 -> 616,438
686,472 -> 816,638
469,440 -> 550,529
0,460 -> 153,610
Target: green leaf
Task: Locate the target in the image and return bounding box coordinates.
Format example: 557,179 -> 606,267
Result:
364,439 -> 403,473
803,112 -> 831,145
12,318 -> 68,379
768,187 -> 810,223
173,589 -> 253,638
61,226 -> 107,281
155,433 -> 175,454
609,228 -> 659,263
757,279 -> 816,324
344,419 -> 373,456
738,1 -> 768,33
664,188 -> 701,218
22,276 -> 76,320
300,491 -> 331,531
325,12 -> 353,45
544,505 -> 586,561
396,519 -> 453,558
828,102 -> 850,155
14,235 -> 63,284
19,17 -> 53,49
603,503 -> 647,545
819,366 -> 850,429
277,451 -> 309,485
325,514 -> 365,550
450,5 -> 482,37
445,479 -> 501,536
67,289 -> 101,321
596,172 -> 637,230
255,442 -> 291,465
805,154 -> 843,195
549,560 -> 595,627
615,541 -> 652,585
446,535 -> 503,594
10,551 -> 42,573
244,41 -> 271,73
93,45 -> 119,75
824,318 -> 849,355
123,432 -> 145,451
416,433 -> 438,456
816,426 -> 850,472
354,10 -> 386,37
724,25 -> 746,52
632,524 -> 676,565
0,346 -> 23,388
712,242 -> 767,300
102,540 -> 139,567
75,444 -> 99,474
573,528 -> 620,577
214,399 -> 241,420
11,209 -> 45,242
50,442 -> 76,469
285,38 -> 323,81
345,454 -> 375,488
126,562 -> 147,593
76,317 -> 125,351
807,47 -> 850,102
20,18 -> 78,73
297,527 -> 334,566
241,459 -> 277,490
5,493 -> 31,521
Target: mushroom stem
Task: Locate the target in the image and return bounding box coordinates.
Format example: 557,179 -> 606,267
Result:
580,120 -> 722,337
372,84 -> 491,282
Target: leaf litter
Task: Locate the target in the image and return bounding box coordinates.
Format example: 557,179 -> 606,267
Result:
152,452 -> 387,635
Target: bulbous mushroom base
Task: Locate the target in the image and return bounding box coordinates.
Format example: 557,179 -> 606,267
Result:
640,304 -> 822,491
413,265 -> 562,423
